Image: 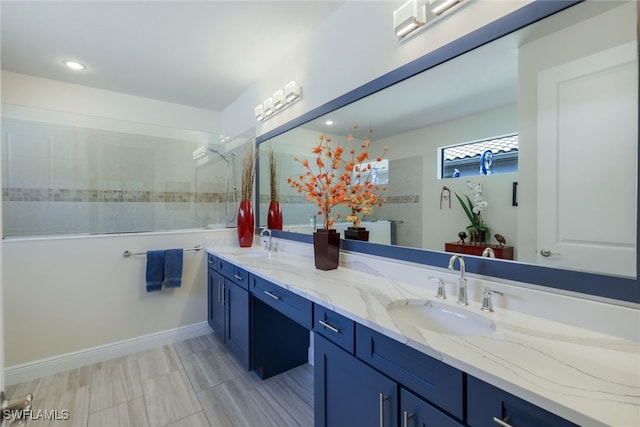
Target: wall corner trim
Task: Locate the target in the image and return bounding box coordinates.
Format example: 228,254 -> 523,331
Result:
4,322 -> 212,386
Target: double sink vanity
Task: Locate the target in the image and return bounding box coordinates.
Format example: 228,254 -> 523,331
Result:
206,239 -> 639,427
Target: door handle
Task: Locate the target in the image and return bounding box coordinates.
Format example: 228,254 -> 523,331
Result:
318,319 -> 340,334
379,393 -> 389,427
540,249 -> 561,257
264,290 -> 281,301
403,410 -> 414,427
493,416 -> 514,427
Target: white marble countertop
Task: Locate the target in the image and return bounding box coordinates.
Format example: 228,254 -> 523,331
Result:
207,242 -> 640,427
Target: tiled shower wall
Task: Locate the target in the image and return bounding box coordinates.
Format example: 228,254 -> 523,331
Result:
2,118 -> 245,237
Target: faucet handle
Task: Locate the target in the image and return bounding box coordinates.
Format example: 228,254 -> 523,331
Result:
429,276 -> 447,299
481,287 -> 504,312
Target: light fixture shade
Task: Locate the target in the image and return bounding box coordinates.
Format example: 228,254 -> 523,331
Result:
273,90 -> 285,110
192,146 -> 207,160
430,0 -> 460,15
264,97 -> 275,116
394,0 -> 426,39
255,104 -> 265,121
284,81 -> 300,103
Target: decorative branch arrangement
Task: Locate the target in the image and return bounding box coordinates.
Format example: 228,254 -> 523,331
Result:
269,148 -> 278,202
241,145 -> 257,201
287,125 -> 388,230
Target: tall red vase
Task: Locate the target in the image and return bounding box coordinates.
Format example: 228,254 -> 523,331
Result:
237,200 -> 254,247
267,200 -> 283,230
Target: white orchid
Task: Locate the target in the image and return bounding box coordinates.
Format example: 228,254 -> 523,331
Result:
455,181 -> 490,241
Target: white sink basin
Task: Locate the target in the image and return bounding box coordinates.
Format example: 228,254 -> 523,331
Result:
387,299 -> 496,337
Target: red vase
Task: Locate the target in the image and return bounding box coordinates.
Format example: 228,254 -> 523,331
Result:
313,229 -> 340,270
237,200 -> 254,247
267,200 -> 283,230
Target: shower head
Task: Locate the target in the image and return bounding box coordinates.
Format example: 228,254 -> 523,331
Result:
209,148 -> 236,162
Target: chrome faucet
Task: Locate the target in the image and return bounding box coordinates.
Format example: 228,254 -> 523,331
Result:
260,227 -> 277,254
482,247 -> 495,258
448,254 -> 468,305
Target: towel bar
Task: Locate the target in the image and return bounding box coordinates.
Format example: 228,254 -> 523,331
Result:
122,245 -> 202,258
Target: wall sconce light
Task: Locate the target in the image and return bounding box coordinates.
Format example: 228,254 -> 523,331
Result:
254,81 -> 302,122
394,0 -> 469,41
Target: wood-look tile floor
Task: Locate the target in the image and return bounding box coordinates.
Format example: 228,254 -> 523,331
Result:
5,334 -> 314,427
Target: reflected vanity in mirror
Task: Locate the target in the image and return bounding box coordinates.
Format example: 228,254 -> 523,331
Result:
256,0 -> 638,302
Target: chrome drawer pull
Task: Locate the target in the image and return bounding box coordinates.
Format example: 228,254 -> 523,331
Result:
379,393 -> 389,427
318,319 -> 340,334
403,410 -> 413,427
264,290 -> 281,301
234,274 -> 243,281
493,416 -> 514,427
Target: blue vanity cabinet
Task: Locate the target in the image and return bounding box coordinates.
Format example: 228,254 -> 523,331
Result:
467,376 -> 579,427
313,304 -> 355,353
251,274 -> 313,329
207,254 -> 225,335
401,388 -> 465,427
315,333 -> 398,427
224,277 -> 250,370
250,274 -> 311,379
206,254 -> 251,370
355,324 -> 464,420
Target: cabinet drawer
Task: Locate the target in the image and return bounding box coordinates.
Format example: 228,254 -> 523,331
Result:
219,258 -> 249,289
207,253 -> 219,271
313,304 -> 355,353
355,324 -> 464,420
401,388 -> 465,427
467,376 -> 578,427
251,275 -> 312,329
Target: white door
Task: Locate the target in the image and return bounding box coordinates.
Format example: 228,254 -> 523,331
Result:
537,41 -> 637,277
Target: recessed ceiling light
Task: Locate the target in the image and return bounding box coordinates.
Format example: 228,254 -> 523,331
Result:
325,120 -> 334,125
63,60 -> 86,71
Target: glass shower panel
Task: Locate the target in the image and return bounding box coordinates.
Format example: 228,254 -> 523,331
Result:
1,106 -> 249,238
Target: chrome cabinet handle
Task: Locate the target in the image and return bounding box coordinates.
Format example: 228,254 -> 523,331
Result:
403,410 -> 413,427
379,393 -> 389,427
318,319 -> 340,334
264,290 -> 281,301
493,416 -> 514,427
234,274 -> 243,281
218,281 -> 223,303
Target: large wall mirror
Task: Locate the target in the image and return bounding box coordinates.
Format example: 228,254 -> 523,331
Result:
257,0 -> 638,303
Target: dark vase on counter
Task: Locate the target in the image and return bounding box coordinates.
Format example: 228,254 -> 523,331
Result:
237,200 -> 254,247
344,226 -> 369,242
313,229 -> 340,270
267,200 -> 283,230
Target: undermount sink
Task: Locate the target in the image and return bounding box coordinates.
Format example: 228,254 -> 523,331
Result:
387,299 -> 496,337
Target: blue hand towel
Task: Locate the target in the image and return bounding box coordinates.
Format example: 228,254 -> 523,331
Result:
163,249 -> 183,288
146,250 -> 164,292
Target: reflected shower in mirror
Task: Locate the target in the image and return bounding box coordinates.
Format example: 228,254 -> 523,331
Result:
258,0 -> 637,278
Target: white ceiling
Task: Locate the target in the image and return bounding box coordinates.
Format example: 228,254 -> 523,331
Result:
1,0 -> 344,112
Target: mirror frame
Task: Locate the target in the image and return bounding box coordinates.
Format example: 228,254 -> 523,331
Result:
255,0 -> 639,304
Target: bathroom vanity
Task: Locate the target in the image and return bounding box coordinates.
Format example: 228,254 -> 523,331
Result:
206,242 -> 639,427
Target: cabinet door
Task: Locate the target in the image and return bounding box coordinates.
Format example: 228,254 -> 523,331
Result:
225,280 -> 250,370
467,376 -> 578,427
401,388 -> 464,427
315,333 -> 397,427
208,268 -> 225,338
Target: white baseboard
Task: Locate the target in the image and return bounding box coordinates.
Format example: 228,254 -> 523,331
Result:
4,322 -> 211,386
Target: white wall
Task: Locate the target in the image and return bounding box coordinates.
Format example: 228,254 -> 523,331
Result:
2,229 -> 235,367
2,71 -> 221,134
222,0 -> 532,139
